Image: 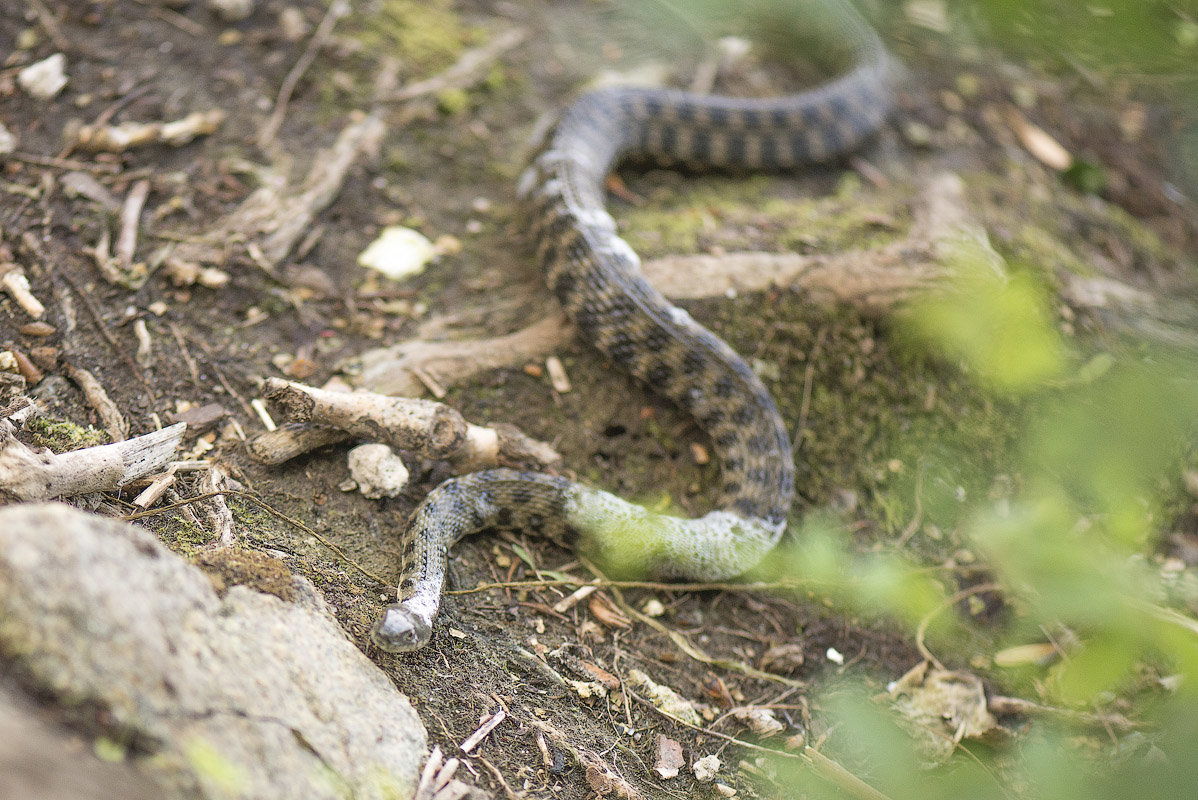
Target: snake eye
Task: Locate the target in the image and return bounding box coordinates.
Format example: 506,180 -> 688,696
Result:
371,604 -> 432,653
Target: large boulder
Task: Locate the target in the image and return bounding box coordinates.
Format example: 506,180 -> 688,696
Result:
0,503 -> 426,799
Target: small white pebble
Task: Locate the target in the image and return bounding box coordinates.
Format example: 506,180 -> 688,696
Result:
0,122 -> 16,155
641,598 -> 666,617
347,443 -> 409,499
278,6 -> 309,41
692,754 -> 721,783
358,226 -> 437,280
208,0 -> 254,22
18,53 -> 68,100
826,647 -> 844,665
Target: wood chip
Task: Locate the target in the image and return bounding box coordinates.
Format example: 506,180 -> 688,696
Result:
19,321 -> 55,336
545,355 -> 571,393
551,583 -> 597,613
583,760 -> 642,800
654,735 -> 685,779
412,365 -> 448,399
10,348 -> 42,386
1004,106 -> 1072,171
535,731 -> 552,768
133,318 -> 152,367
114,178 -> 150,284
588,592 -> 632,629
459,709 -> 505,754
0,267 -> 46,318
251,397 -> 277,431
132,464 -> 179,510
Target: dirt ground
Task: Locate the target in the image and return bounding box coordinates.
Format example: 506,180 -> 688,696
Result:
1,1 -> 1196,798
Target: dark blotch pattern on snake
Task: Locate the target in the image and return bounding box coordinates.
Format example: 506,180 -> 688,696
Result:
373,1 -> 892,652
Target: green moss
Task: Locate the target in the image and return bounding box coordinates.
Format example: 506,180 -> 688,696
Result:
965,166 -> 1185,284
618,170 -> 905,259
349,0 -> 471,76
435,87 -> 471,116
93,736 -> 127,763
151,517 -> 214,555
183,737 -> 247,794
25,417 -> 108,451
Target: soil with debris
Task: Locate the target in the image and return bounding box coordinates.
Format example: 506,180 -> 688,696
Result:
1,1 -> 1195,799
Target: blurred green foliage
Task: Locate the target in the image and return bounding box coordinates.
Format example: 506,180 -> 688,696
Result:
777,244 -> 1198,796
965,0 -> 1198,78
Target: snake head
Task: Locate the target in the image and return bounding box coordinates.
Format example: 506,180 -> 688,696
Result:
371,603 -> 432,653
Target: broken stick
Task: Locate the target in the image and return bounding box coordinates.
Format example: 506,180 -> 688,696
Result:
0,421 -> 186,502
250,378 -> 560,472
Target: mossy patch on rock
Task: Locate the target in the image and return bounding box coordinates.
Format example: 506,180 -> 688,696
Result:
25,417 -> 107,451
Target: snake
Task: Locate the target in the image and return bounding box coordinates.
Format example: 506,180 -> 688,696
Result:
372,1 -> 892,652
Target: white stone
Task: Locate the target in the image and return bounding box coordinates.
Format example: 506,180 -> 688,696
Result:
0,122 -> 16,155
18,53 -> 68,100
348,442 -> 409,499
692,754 -> 721,783
209,0 -> 254,22
358,226 -> 437,281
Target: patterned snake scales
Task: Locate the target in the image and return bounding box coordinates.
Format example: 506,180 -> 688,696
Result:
372,1 -> 892,652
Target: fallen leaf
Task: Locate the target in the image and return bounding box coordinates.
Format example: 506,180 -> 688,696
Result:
731,707 -> 785,737
589,592 -> 632,629
759,642 -> 806,674
654,735 -> 684,779
628,669 -> 701,726
1004,106 -> 1073,171
889,661 -> 1008,766
572,659 -> 621,691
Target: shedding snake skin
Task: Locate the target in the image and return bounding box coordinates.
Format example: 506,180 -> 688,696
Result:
372,1 -> 892,652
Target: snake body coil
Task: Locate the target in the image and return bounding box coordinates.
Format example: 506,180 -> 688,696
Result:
373,2 -> 891,652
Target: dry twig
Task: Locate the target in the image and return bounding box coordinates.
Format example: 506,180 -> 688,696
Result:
164,111 -> 385,283
250,378 -> 561,471
73,110 -> 226,153
381,28 -> 527,104
582,557 -> 804,689
459,709 -> 506,754
0,421 -> 185,502
63,363 -> 129,442
258,0 -> 350,149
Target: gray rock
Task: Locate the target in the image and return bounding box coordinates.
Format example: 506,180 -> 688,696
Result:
0,503 -> 426,800
1,683 -> 163,800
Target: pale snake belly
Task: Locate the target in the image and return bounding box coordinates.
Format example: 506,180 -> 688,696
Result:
372,1 -> 892,652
